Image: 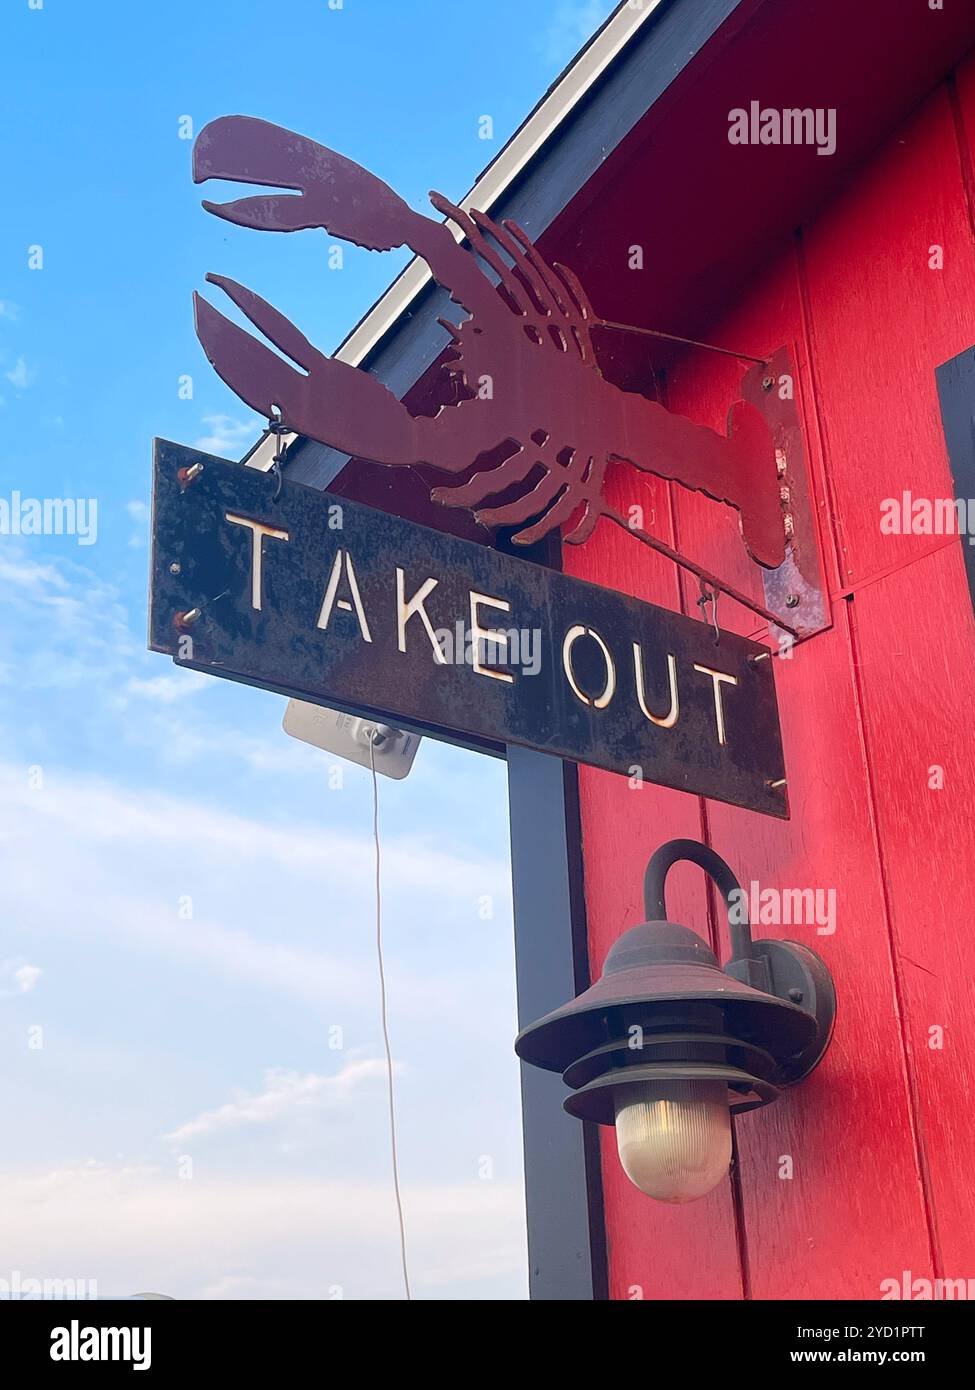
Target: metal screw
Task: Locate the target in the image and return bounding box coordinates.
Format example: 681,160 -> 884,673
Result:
175,608 -> 201,628
177,462 -> 204,488
749,651 -> 772,665
788,988 -> 804,1004
763,376 -> 774,391
169,562 -> 181,576
785,593 -> 800,609
767,777 -> 787,790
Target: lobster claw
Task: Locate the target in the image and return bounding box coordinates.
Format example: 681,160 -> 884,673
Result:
193,115 -> 427,252
193,273 -> 425,464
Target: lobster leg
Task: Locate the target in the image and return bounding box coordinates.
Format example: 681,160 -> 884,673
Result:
430,445 -> 534,508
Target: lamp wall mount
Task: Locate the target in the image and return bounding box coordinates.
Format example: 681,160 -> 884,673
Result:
742,346 -> 831,644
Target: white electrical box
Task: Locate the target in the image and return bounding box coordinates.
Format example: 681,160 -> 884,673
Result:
282,699 -> 421,779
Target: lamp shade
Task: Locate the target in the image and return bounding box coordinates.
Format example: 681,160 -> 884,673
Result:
515,920 -> 818,1077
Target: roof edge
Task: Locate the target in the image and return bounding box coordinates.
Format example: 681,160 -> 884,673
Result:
334,0 -> 665,371
245,0 -> 666,472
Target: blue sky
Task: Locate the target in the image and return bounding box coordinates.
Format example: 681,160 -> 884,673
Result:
0,0 -> 616,1299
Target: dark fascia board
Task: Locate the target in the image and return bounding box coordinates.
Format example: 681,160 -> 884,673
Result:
507,749 -> 608,1301
936,347 -> 975,617
284,0 -> 754,490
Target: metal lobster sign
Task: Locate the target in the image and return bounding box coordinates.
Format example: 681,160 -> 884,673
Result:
191,116 -> 791,580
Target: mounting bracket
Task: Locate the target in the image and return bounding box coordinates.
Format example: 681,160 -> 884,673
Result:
742,345 -> 831,643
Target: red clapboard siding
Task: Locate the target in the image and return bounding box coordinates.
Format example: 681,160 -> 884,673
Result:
664,249 -> 936,1299
567,467 -> 746,1300
796,83 -> 975,585
844,559 -> 975,1280
563,70 -> 975,1296
795,74 -> 975,1280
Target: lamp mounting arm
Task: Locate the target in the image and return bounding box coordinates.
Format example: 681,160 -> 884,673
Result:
643,838 -> 836,1081
643,838 -> 754,964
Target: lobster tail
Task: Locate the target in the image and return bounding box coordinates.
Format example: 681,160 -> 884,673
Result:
727,400 -> 786,569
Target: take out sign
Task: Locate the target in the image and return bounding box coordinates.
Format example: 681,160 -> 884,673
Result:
149,441 -> 788,817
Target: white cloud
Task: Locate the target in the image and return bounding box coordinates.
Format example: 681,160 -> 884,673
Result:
0,300 -> 21,321
194,414 -> 262,457
125,499 -> 150,549
0,554 -> 69,595
5,357 -> 35,390
163,1059 -> 390,1144
14,964 -> 41,993
124,672 -> 211,704
126,706 -> 326,772
0,759 -> 512,1031
0,959 -> 42,997
0,1161 -> 527,1299
0,547 -> 150,702
0,760 -> 505,901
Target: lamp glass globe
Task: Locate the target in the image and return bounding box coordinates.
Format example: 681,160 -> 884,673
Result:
614,1078 -> 733,1202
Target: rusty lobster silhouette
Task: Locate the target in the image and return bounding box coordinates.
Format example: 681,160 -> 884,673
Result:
192,116 -> 785,569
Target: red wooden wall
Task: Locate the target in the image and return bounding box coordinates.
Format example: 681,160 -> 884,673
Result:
564,56 -> 975,1300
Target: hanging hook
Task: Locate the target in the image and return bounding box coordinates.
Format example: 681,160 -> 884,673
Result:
268,406 -> 289,502
697,578 -> 720,645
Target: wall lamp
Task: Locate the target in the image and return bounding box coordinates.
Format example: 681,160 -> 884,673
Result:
514,839 -> 836,1203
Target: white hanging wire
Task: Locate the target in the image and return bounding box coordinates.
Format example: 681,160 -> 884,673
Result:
369,736 -> 412,1300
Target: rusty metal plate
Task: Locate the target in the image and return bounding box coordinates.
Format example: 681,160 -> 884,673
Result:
742,346 -> 830,642
150,440 -> 788,818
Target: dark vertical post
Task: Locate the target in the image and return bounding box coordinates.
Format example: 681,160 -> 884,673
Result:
936,345 -> 975,612
506,747 -> 608,1300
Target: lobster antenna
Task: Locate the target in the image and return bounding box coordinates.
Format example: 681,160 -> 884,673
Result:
594,319 -> 769,366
